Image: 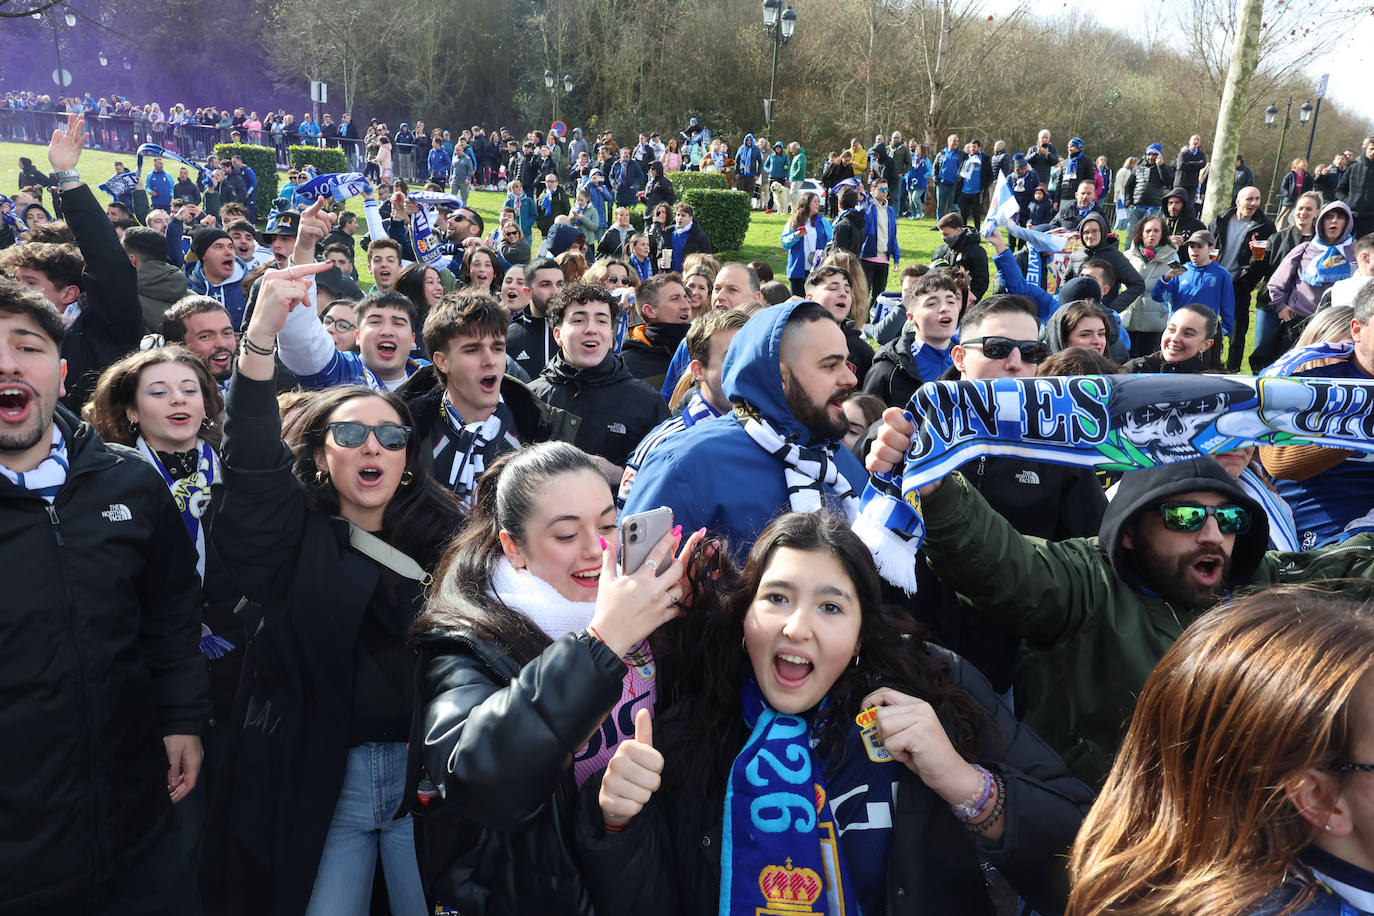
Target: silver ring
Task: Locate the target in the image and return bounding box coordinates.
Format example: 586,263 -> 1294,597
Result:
644,559 -> 658,572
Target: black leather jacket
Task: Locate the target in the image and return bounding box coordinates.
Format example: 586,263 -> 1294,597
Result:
406,627 -> 627,915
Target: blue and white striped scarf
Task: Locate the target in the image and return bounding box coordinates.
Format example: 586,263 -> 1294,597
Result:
0,425 -> 67,503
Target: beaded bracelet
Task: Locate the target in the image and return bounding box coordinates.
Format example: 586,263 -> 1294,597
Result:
241,336 -> 276,357
967,773 -> 1006,834
951,765 -> 996,822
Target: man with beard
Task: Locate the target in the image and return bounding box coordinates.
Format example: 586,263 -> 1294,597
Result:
866,416 -> 1374,786
161,296 -> 238,397
0,278 -> 210,913
620,272 -> 692,390
622,300 -> 865,554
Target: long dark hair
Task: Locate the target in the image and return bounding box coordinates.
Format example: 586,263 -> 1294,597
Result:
415,442 -> 600,661
292,385 -> 460,559
670,511 -> 989,794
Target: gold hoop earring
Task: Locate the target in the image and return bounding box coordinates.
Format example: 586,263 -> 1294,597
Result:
400,470 -> 414,486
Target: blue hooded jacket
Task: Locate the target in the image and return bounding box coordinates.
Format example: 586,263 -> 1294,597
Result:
622,301 -> 868,552
735,134 -> 763,178
781,214 -> 833,280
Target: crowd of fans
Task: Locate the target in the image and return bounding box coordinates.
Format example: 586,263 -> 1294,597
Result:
4,104 -> 1374,916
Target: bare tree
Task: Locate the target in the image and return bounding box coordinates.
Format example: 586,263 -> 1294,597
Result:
915,0 -> 1035,148
1202,0 -> 1265,225
261,0 -> 417,116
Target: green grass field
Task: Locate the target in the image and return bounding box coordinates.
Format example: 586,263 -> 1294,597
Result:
0,140 -> 944,292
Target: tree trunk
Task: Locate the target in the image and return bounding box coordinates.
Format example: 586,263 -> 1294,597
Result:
925,0 -> 951,150
1200,0 -> 1262,226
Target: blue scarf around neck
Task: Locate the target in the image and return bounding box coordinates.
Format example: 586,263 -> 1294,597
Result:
720,677 -> 896,915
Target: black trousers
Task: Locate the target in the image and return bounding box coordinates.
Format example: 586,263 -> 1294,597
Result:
861,259 -> 890,303
1226,278 -> 1257,371
28,817 -> 197,916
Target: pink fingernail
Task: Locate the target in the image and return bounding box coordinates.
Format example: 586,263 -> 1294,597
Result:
599,536 -> 608,550
697,527 -> 707,537
671,524 -> 682,538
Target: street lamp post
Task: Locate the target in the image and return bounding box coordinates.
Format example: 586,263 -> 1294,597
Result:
762,0 -> 797,127
33,7 -> 77,91
1300,98 -> 1321,164
1264,96 -> 1294,215
543,70 -> 573,128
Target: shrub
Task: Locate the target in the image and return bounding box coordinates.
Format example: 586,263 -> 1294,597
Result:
289,145 -> 348,175
213,143 -> 278,224
667,171 -> 727,192
681,189 -> 751,253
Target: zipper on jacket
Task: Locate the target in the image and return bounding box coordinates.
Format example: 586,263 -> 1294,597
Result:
46,502 -> 110,880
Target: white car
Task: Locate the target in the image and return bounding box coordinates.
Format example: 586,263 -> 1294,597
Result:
796,178 -> 826,203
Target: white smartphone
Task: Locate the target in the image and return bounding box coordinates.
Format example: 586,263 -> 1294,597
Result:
620,506 -> 674,575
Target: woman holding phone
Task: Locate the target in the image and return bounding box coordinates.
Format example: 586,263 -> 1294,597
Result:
407,442 -> 706,915
578,511 -> 1091,916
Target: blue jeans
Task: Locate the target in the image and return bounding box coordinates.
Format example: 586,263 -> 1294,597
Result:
304,742 -> 427,916
1126,205 -> 1159,238
935,182 -> 957,219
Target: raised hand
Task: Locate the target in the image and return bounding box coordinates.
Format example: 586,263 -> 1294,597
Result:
587,527 -> 687,657
598,708 -> 663,828
48,112 -> 87,172
862,687 -> 980,803
292,196 -> 334,264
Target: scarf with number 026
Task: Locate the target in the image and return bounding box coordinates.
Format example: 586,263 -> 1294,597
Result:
720,677 -> 896,916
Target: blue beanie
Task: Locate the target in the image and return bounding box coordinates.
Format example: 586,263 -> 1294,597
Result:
1146,143 -> 1163,155
1070,137 -> 1084,149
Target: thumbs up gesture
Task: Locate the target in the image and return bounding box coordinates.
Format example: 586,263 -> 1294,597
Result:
598,708 -> 663,829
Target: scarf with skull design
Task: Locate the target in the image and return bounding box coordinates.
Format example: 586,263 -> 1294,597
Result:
853,372 -> 1374,593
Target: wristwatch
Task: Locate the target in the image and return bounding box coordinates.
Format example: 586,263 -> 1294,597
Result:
54,169 -> 80,188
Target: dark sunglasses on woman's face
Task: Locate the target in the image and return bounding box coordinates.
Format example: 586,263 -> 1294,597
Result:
604,275 -> 630,285
960,336 -> 1048,363
326,421 -> 411,450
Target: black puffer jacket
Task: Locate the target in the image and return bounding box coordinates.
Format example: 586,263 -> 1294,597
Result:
832,208 -> 867,258
530,352 -> 668,467
407,628 -> 628,916
863,323 -> 928,409
932,228 -> 991,299
0,408 -> 209,912
574,648 -> 1093,916
1124,159 -> 1174,207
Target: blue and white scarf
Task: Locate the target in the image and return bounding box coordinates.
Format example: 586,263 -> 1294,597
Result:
434,391 -> 520,504
1261,341 -> 1357,379
136,437 -> 219,580
0,425 -> 66,502
0,194 -> 27,236
292,171 -> 372,204
854,374 -> 1374,592
721,678 -> 895,916
135,142 -> 206,182
735,402 -> 860,520
98,170 -> 140,200
407,191 -> 465,269
1299,236 -> 1353,287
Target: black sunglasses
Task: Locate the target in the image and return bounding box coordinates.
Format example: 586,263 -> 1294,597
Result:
326,421 -> 411,451
961,336 -> 1048,364
1156,502 -> 1251,535
1325,762 -> 1374,773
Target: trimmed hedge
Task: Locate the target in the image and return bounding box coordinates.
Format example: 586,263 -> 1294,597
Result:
681,189 -> 751,253
289,145 -> 348,175
213,143 -> 278,223
667,170 -> 727,191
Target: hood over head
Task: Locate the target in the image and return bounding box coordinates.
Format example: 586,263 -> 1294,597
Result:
1078,210 -> 1111,249
721,300 -> 830,441
1162,187 -> 1196,220
743,133 -> 755,146
1316,199 -> 1355,245
1100,456 -> 1268,590
540,221 -> 583,258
